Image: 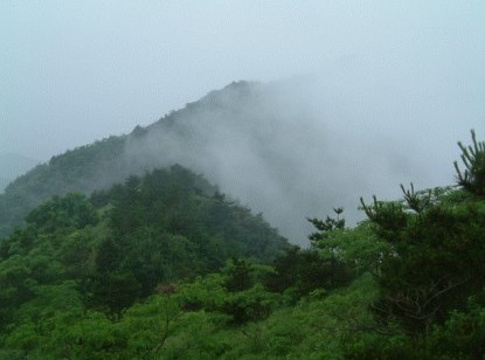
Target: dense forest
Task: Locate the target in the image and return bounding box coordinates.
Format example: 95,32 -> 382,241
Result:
0,131 -> 484,359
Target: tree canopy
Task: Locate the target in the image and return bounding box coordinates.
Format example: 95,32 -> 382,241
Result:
0,131 -> 484,359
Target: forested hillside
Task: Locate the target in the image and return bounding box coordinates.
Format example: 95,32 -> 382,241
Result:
0,81 -> 271,239
2,81 -> 300,240
0,165 -> 288,357
0,79 -> 432,243
0,135 -> 127,238
0,131 -> 484,358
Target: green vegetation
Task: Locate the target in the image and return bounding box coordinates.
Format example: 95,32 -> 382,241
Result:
0,135 -> 127,239
0,132 -> 484,359
0,81 -> 257,239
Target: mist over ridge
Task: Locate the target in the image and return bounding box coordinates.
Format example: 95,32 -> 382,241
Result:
0,75 -> 480,244
121,76 -> 471,244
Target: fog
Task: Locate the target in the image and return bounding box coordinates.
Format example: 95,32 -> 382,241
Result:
2,2 -> 485,243
123,76 -> 479,244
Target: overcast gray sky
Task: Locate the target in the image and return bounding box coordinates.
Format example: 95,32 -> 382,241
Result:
1,1 -> 484,162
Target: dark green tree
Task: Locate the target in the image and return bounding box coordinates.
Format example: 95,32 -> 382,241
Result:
307,207 -> 352,289
224,258 -> 254,292
25,192 -> 98,232
454,129 -> 485,196
360,132 -> 485,336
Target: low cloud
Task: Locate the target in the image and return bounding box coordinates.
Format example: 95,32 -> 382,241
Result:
122,73 -> 473,245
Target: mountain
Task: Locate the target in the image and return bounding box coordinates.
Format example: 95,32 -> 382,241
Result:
0,153 -> 39,193
3,80 -> 315,240
0,79 -> 427,242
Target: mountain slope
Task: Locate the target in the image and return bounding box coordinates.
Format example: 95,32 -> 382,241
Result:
0,79 -> 432,242
0,164 -> 288,325
2,81 -> 300,239
0,136 -> 127,238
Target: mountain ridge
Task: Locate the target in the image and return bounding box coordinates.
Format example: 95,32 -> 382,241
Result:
0,78 -> 427,242
0,81 -> 265,239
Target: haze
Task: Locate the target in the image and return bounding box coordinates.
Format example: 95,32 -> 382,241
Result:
1,2 -> 485,243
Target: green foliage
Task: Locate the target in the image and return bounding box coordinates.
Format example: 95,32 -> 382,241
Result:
343,132 -> 485,357
454,129 -> 485,196
90,272 -> 142,314
26,192 -> 98,232
428,298 -> 485,359
276,212 -> 384,303
362,185 -> 485,335
307,207 -> 345,242
343,294 -> 485,360
221,284 -> 278,325
0,135 -> 126,239
265,208 -> 354,301
86,166 -> 287,312
178,273 -> 227,312
0,164 -> 289,356
328,222 -> 389,276
265,245 -> 351,302
1,132 -> 484,359
223,258 -> 254,292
